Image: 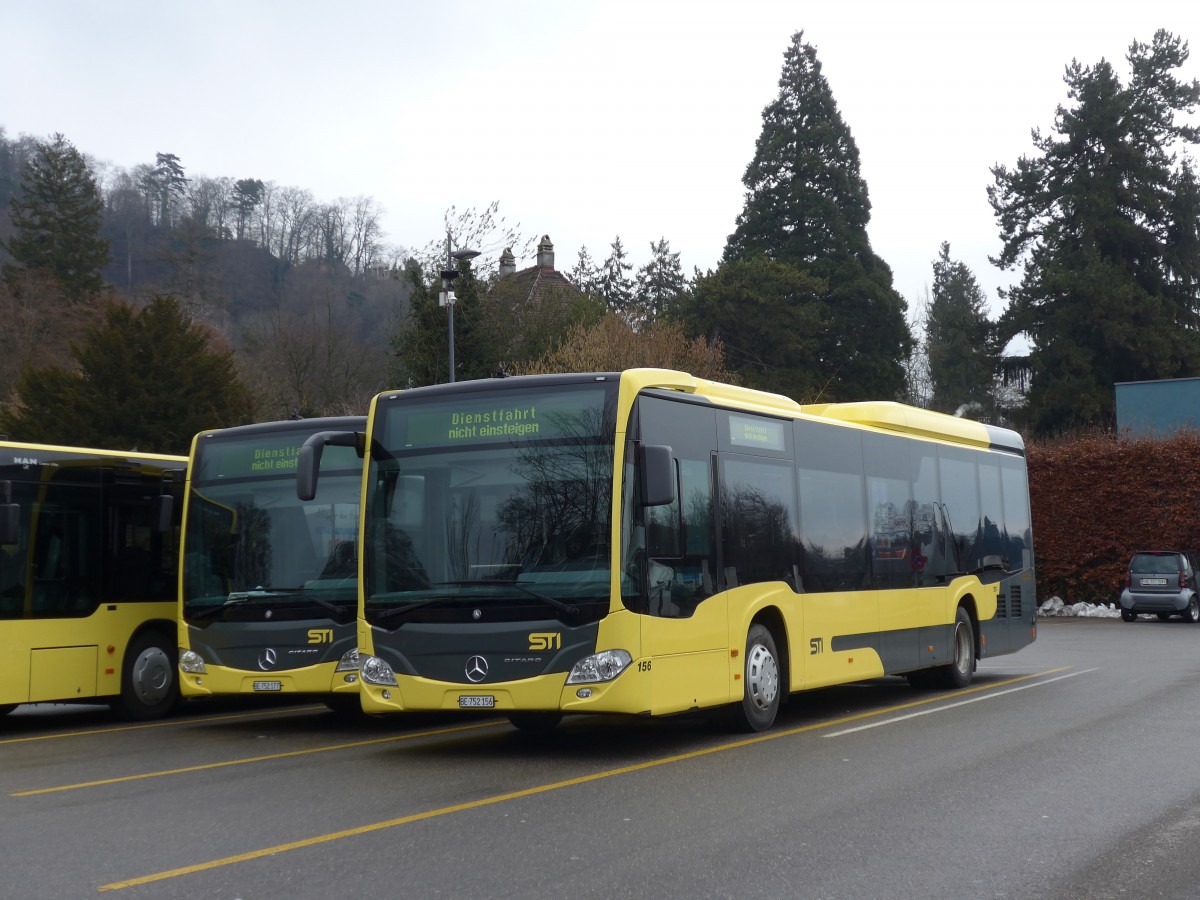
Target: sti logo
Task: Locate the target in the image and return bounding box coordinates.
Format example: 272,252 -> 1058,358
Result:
528,632 -> 561,651
307,628 -> 334,644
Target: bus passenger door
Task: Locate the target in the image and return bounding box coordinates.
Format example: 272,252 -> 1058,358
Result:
638,451 -> 729,715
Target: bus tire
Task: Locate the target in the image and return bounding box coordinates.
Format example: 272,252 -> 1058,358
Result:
731,624 -> 781,732
114,629 -> 178,721
508,712 -> 563,733
935,606 -> 975,690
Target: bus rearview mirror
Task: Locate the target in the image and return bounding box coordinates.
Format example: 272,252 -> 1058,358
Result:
297,431 -> 363,501
639,444 -> 675,507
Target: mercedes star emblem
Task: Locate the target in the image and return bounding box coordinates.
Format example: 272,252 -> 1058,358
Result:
465,655 -> 488,683
258,648 -> 277,671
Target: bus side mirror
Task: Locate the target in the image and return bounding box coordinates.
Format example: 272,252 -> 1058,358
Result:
154,468 -> 183,533
298,431 -> 363,501
639,444 -> 675,507
154,494 -> 175,533
0,481 -> 17,546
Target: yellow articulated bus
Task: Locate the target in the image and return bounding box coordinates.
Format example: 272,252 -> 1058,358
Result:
0,441 -> 185,720
178,417 -> 366,712
298,370 -> 1036,732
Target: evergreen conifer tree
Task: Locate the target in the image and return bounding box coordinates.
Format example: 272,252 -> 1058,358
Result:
0,295 -> 252,453
990,30 -> 1200,433
685,256 -> 828,400
721,32 -> 911,401
4,133 -> 110,302
598,236 -> 635,318
632,237 -> 688,329
926,243 -> 997,416
569,244 -> 601,295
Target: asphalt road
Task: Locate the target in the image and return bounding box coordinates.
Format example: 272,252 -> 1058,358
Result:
4,616 -> 1200,900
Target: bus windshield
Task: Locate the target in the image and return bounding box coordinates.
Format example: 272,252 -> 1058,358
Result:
364,383 -> 617,626
182,434 -> 361,622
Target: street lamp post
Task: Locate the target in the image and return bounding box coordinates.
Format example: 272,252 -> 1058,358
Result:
438,232 -> 480,383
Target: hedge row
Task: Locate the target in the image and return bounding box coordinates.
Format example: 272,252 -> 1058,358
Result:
1027,431 -> 1200,603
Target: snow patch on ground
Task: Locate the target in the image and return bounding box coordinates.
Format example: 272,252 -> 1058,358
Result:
1037,596 -> 1122,618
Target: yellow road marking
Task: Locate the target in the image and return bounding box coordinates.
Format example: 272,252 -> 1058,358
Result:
0,705 -> 327,746
14,721 -> 503,797
99,667 -> 1068,892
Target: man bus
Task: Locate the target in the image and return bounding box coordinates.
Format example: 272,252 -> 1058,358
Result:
0,441 -> 185,720
177,417 -> 365,711
298,370 -> 1036,731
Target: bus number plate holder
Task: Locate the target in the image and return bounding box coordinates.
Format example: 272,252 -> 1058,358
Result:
253,681 -> 282,692
459,695 -> 494,709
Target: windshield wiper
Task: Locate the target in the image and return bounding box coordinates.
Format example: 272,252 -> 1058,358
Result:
369,596 -> 453,624
187,586 -> 352,621
437,579 -> 580,619
368,580 -> 580,626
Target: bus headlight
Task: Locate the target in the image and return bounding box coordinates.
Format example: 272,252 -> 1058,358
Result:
566,649 -> 632,684
179,649 -> 207,674
360,655 -> 398,687
335,648 -> 361,672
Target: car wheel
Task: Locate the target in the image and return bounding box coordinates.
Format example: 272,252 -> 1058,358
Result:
1121,609 -> 1137,623
1184,597 -> 1200,624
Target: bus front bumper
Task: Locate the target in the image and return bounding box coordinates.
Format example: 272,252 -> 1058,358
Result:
359,666 -> 649,716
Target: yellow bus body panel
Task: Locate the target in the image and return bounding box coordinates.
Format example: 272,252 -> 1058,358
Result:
0,601 -> 175,706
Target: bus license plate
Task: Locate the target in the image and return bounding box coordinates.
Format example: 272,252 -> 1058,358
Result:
253,681 -> 282,692
459,695 -> 495,709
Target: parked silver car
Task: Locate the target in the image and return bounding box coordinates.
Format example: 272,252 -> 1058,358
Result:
1119,551 -> 1200,623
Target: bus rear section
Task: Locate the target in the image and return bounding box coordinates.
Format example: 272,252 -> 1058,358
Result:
177,417 -> 365,710
0,442 -> 185,720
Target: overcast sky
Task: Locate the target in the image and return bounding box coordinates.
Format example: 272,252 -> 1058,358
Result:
4,1 -> 1198,320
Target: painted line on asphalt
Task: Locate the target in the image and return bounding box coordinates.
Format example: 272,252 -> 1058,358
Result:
0,705 -> 328,747
822,667 -> 1096,737
14,720 -> 504,797
97,667 -> 1067,892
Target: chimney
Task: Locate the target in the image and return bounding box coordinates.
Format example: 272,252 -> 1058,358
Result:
499,247 -> 516,277
536,234 -> 554,269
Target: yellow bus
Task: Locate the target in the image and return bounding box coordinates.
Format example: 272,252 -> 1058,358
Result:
298,370 -> 1036,731
178,417 -> 365,711
0,441 -> 185,720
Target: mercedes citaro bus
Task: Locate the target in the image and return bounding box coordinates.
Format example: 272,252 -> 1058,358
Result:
177,417 -> 365,712
298,370 -> 1036,731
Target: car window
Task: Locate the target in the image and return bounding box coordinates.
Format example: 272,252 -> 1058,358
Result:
1131,553 -> 1181,574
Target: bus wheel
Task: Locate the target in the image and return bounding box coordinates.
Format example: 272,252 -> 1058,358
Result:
936,607 -> 975,690
731,624 -> 781,732
114,630 -> 178,721
508,712 -> 563,733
